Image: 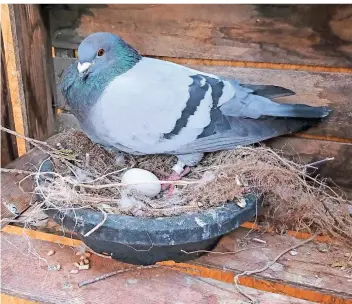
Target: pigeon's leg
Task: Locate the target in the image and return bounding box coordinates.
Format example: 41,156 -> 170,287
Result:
161,160 -> 190,193
162,153 -> 204,194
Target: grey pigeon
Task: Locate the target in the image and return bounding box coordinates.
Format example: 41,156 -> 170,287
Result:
61,32 -> 331,191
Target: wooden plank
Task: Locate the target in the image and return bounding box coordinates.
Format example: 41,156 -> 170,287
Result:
191,228 -> 352,302
47,4 -> 352,67
0,148 -> 48,227
1,4 -> 56,146
1,294 -> 38,304
1,32 -> 18,166
0,132 -> 66,226
0,233 -> 315,304
53,57 -> 352,140
1,4 -> 30,155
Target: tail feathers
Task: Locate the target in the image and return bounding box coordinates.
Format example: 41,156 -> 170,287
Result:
240,84 -> 295,99
264,103 -> 331,118
239,84 -> 331,118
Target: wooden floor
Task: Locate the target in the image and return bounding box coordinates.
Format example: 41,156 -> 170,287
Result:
1,220 -> 352,304
1,231 -> 319,304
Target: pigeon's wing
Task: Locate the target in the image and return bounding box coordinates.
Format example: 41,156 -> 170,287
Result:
171,117 -> 316,154
169,80 -> 329,155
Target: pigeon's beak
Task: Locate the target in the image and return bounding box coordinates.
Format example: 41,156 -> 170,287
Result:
77,62 -> 92,78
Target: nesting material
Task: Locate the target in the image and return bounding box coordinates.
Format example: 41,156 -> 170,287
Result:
35,130 -> 351,242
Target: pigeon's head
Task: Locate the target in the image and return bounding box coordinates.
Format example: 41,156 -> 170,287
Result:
77,32 -> 141,78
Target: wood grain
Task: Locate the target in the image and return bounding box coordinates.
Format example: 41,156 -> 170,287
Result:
192,228 -> 352,302
9,4 -> 56,141
53,57 -> 352,140
1,4 -> 30,155
1,32 -> 18,166
46,4 -> 352,67
1,232 -> 316,304
3,225 -> 352,303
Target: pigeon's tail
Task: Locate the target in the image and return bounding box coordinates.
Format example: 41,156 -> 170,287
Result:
240,84 -> 295,99
262,102 -> 331,119
239,84 -> 331,119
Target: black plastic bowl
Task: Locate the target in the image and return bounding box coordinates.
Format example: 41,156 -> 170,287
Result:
37,159 -> 261,265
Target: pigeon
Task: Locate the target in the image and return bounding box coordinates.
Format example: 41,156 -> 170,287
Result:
61,32 -> 331,193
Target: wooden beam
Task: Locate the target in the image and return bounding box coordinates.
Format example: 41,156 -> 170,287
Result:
1,4 -> 29,155
1,294 -> 38,304
47,4 -> 352,67
1,4 -> 56,156
1,32 -> 18,166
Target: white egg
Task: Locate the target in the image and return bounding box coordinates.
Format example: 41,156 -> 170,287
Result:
121,168 -> 161,197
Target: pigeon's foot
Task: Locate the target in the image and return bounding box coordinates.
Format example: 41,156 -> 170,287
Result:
161,167 -> 191,195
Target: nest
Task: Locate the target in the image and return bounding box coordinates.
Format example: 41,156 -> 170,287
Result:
35,129 -> 351,243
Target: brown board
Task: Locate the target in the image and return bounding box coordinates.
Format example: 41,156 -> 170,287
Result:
7,4 -> 56,142
47,4 -> 352,67
1,232 -> 316,304
194,228 -> 352,301
0,148 -> 49,228
53,57 -> 352,141
1,31 -> 18,166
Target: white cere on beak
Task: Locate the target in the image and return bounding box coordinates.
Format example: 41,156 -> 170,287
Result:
77,62 -> 92,73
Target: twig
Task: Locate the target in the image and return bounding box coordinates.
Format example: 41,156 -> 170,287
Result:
252,238 -> 267,244
76,179 -> 201,189
83,207 -> 107,237
78,265 -> 160,287
181,245 -> 269,255
0,125 -> 80,163
0,168 -> 35,175
85,153 -> 90,167
305,157 -> 334,169
83,168 -> 127,184
233,233 -> 318,303
0,125 -> 54,151
83,243 -> 112,259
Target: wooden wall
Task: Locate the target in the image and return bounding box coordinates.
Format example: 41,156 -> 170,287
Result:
1,4 -> 56,157
1,32 -> 18,166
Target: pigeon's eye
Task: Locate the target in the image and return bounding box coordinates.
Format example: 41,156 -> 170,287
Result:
97,49 -> 105,57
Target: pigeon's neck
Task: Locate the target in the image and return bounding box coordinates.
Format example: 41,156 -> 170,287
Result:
62,46 -> 141,121
113,40 -> 142,75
